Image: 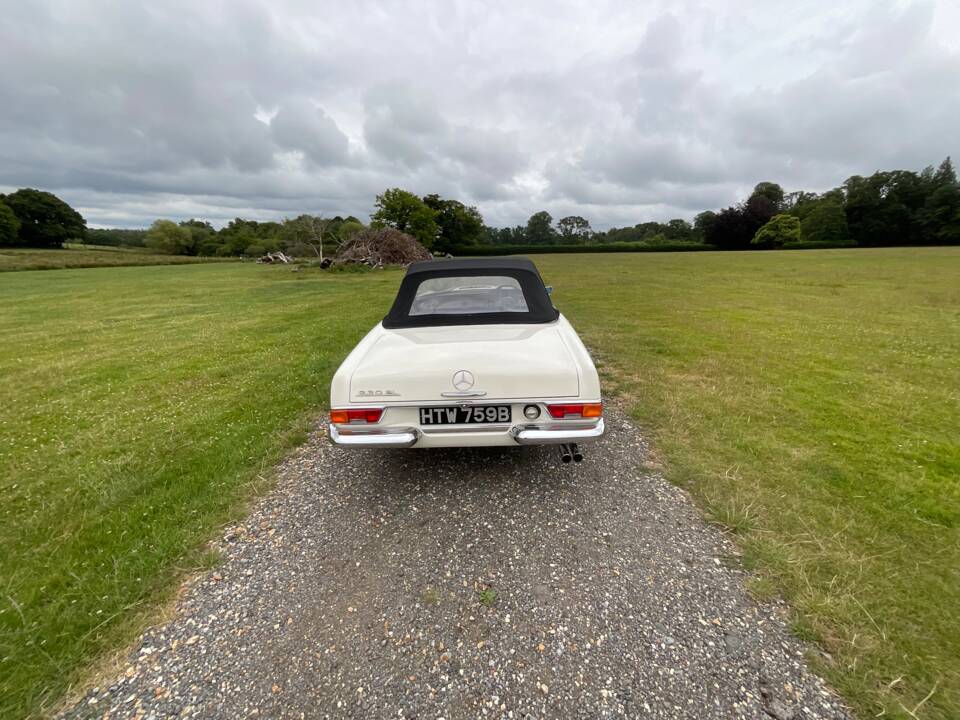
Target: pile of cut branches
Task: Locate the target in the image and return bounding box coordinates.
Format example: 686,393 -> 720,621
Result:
335,228 -> 431,267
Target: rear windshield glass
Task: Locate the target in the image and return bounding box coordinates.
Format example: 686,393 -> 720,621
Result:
410,276 -> 529,316
382,261 -> 559,329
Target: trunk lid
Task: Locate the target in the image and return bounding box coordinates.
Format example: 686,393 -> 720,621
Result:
349,324 -> 579,402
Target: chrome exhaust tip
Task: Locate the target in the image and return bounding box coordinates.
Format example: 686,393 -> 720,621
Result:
571,443 -> 583,463
558,443 -> 573,463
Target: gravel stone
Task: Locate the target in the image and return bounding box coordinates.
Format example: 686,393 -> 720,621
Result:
60,406 -> 850,719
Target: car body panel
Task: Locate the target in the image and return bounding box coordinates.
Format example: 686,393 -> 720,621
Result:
348,323 -> 580,403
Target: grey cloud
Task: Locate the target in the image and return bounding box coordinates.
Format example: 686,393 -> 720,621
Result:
271,100 -> 350,166
547,1 -> 959,215
362,83 -> 445,168
1,0 -> 958,229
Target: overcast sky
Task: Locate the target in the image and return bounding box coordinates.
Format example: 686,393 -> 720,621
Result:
1,0 -> 958,229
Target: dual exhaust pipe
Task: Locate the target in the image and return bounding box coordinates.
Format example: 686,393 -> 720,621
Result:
558,442 -> 583,464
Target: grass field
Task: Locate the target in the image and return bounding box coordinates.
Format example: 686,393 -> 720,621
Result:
1,249 -> 958,718
0,246 -> 233,272
0,263 -> 401,716
538,248 -> 960,719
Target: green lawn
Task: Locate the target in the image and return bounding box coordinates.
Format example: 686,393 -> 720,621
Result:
1,249 -> 958,718
0,263 -> 400,716
537,248 -> 960,719
0,246 -> 234,272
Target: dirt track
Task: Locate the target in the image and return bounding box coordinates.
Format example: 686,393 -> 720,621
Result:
62,407 -> 849,719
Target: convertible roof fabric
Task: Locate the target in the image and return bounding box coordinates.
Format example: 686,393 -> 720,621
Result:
382,256 -> 559,329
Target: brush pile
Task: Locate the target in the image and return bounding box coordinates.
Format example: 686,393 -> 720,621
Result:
335,228 -> 432,267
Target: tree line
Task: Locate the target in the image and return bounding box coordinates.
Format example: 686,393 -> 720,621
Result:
479,157 -> 959,250
694,158 -> 960,249
2,157 -> 957,255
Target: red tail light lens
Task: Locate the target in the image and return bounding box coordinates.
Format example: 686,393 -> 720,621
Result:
330,408 -> 384,424
547,402 -> 603,419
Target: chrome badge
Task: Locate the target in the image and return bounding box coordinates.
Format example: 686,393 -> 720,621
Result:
357,389 -> 400,397
452,370 -> 475,391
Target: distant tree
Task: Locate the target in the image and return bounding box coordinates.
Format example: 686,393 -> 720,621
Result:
337,220 -> 366,243
604,226 -> 644,243
180,219 -> 214,233
0,201 -> 21,246
782,190 -> 818,213
752,182 -> 785,210
917,157 -> 960,244
371,188 -> 438,248
745,193 -> 777,226
920,184 -> 960,244
145,219 -> 194,255
2,188 -> 86,247
556,215 -> 592,244
280,215 -> 332,259
524,211 -> 556,244
800,202 -> 851,246
179,219 -> 215,255
933,156 -> 956,183
693,211 -> 717,241
664,218 -> 695,242
487,225 -> 526,244
705,194 -> 775,250
422,194 -> 485,252
752,213 -> 800,248
218,218 -> 263,256
843,171 -> 919,246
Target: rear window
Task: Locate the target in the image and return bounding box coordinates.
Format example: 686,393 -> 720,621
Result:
382,261 -> 559,329
410,276 -> 529,316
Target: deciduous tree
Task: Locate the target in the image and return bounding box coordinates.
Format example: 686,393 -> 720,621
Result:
2,188 -> 86,247
800,202 -> 851,246
752,182 -> 785,210
524,211 -> 556,244
752,213 -> 800,248
280,215 -> 331,259
422,194 -> 485,252
0,201 -> 21,246
693,211 -> 717,240
371,189 -> 438,248
145,219 -> 194,255
556,215 -> 591,243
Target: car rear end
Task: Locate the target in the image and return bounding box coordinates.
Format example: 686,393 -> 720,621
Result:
329,395 -> 604,449
327,257 -> 603,450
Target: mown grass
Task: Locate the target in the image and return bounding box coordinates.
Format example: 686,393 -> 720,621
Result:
0,246 -> 234,272
0,263 -> 400,717
2,249 -> 958,718
536,248 -> 960,719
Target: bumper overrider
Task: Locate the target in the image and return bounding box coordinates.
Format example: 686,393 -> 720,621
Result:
328,417 -> 605,448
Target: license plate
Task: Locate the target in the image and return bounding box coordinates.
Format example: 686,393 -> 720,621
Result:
420,405 -> 512,425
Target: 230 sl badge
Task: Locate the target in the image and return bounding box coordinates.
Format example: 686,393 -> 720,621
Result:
357,389 -> 400,397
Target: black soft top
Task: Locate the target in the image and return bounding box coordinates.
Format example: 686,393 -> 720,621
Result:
382,256 -> 559,329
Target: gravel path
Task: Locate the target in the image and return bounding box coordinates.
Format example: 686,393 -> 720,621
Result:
62,407 -> 850,719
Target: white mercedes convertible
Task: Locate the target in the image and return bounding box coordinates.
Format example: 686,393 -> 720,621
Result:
329,257 -> 603,461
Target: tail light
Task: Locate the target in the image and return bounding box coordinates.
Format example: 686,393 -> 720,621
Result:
547,402 -> 602,419
330,408 -> 384,424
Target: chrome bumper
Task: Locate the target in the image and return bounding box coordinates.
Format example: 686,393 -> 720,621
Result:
510,418 -> 605,445
329,418 -> 604,448
328,424 -> 420,448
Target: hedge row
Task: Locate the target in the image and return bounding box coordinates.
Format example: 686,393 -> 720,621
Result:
450,242 -> 714,256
